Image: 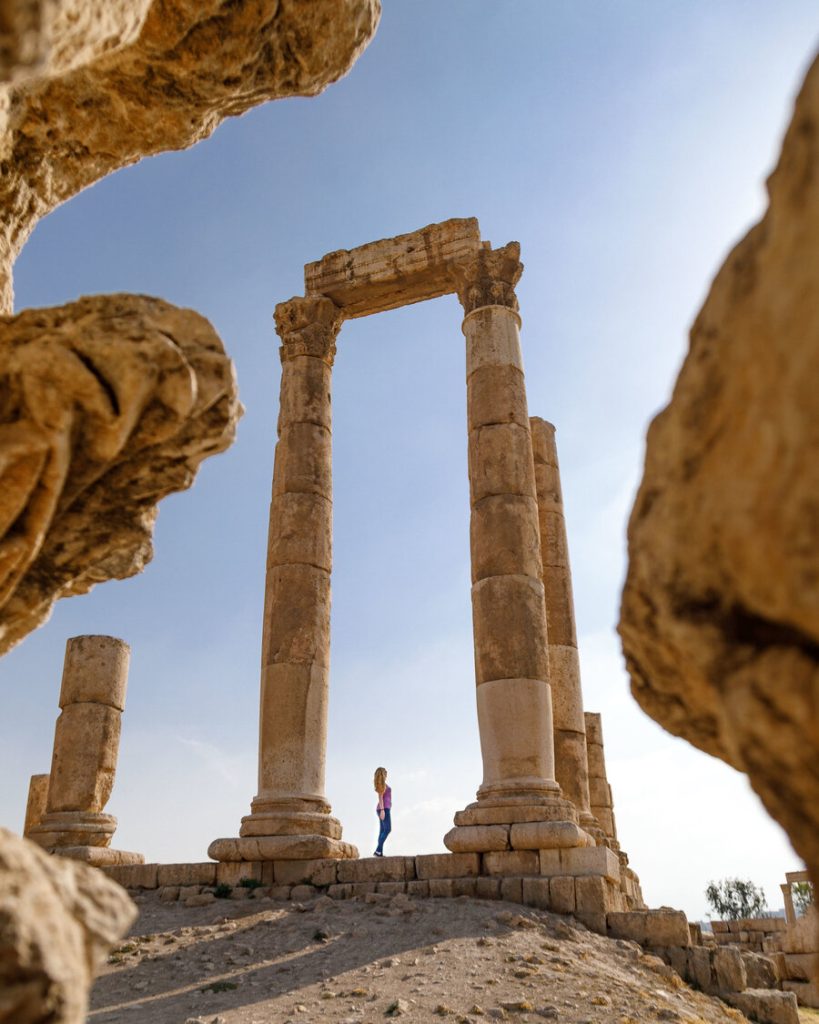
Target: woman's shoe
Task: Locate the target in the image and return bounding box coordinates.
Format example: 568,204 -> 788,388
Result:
374,850 -> 383,857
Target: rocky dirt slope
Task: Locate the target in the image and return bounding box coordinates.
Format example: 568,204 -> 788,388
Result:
90,893 -> 758,1024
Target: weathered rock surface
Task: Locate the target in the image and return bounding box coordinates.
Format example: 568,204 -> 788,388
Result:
0,293 -> 239,655
0,0 -> 381,311
619,53 -> 819,881
90,893 -> 752,1024
0,826 -> 136,1024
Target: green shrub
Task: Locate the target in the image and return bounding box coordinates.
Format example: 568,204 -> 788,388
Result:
793,881 -> 815,916
705,878 -> 767,920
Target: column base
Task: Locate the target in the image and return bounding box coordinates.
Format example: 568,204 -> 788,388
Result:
239,810 -> 342,840
208,835 -> 358,862
211,795 -> 357,861
453,791 -> 579,827
446,790 -> 594,853
48,846 -> 145,867
28,810 -> 117,849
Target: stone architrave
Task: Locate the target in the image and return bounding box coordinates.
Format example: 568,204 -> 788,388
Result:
530,417 -> 598,833
585,712 -> 618,842
209,297 -> 357,863
28,635 -> 143,866
23,773 -> 49,838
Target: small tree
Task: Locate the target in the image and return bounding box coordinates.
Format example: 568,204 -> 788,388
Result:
705,878 -> 767,920
792,881 -> 814,917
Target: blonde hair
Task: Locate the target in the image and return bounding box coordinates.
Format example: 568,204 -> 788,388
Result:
373,766 -> 387,794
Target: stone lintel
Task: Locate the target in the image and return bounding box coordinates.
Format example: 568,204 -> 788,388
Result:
304,218 -> 483,318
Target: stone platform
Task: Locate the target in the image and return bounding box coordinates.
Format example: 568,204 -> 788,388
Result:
103,849 -> 643,931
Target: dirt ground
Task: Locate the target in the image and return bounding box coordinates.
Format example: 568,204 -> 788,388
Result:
89,891 -> 759,1023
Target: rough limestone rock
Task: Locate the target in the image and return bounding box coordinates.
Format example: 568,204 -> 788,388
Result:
0,0 -> 381,310
0,293 -> 240,655
619,53 -> 819,882
0,826 -> 136,1024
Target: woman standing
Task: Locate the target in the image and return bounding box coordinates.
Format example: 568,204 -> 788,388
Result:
373,766 -> 392,856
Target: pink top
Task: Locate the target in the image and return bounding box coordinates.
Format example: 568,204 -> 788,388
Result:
377,785 -> 392,811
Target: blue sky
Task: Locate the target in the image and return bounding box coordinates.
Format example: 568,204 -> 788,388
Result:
1,2 -> 817,920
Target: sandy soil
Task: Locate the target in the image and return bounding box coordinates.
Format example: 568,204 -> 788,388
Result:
89,891 -> 756,1023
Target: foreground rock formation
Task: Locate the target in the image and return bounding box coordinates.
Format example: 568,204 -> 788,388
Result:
0,0 -> 381,652
0,827 -> 136,1024
0,294 -> 240,655
0,0 -> 381,312
619,53 -> 819,885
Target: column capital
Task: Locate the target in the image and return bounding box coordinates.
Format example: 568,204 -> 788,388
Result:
274,296 -> 343,365
450,242 -> 523,316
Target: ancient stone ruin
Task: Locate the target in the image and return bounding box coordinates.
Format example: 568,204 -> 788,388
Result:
27,635 -> 143,867
196,217 -> 642,919
1,1 -> 815,1019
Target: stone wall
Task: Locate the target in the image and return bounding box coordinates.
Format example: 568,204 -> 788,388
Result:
769,908 -> 819,1008
103,851 -> 641,930
711,917 -> 787,954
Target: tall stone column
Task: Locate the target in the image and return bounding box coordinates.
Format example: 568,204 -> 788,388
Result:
209,296 -> 356,862
530,418 -> 599,833
445,244 -> 588,853
28,635 -> 143,866
585,712 -> 618,842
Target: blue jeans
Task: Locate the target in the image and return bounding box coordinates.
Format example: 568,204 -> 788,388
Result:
376,808 -> 392,854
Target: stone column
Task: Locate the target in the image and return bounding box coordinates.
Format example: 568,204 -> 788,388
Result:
445,244 -> 587,853
781,883 -> 796,926
585,712 -> 618,842
23,774 -> 49,837
28,635 -> 143,866
530,418 -> 599,833
209,296 -> 356,862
